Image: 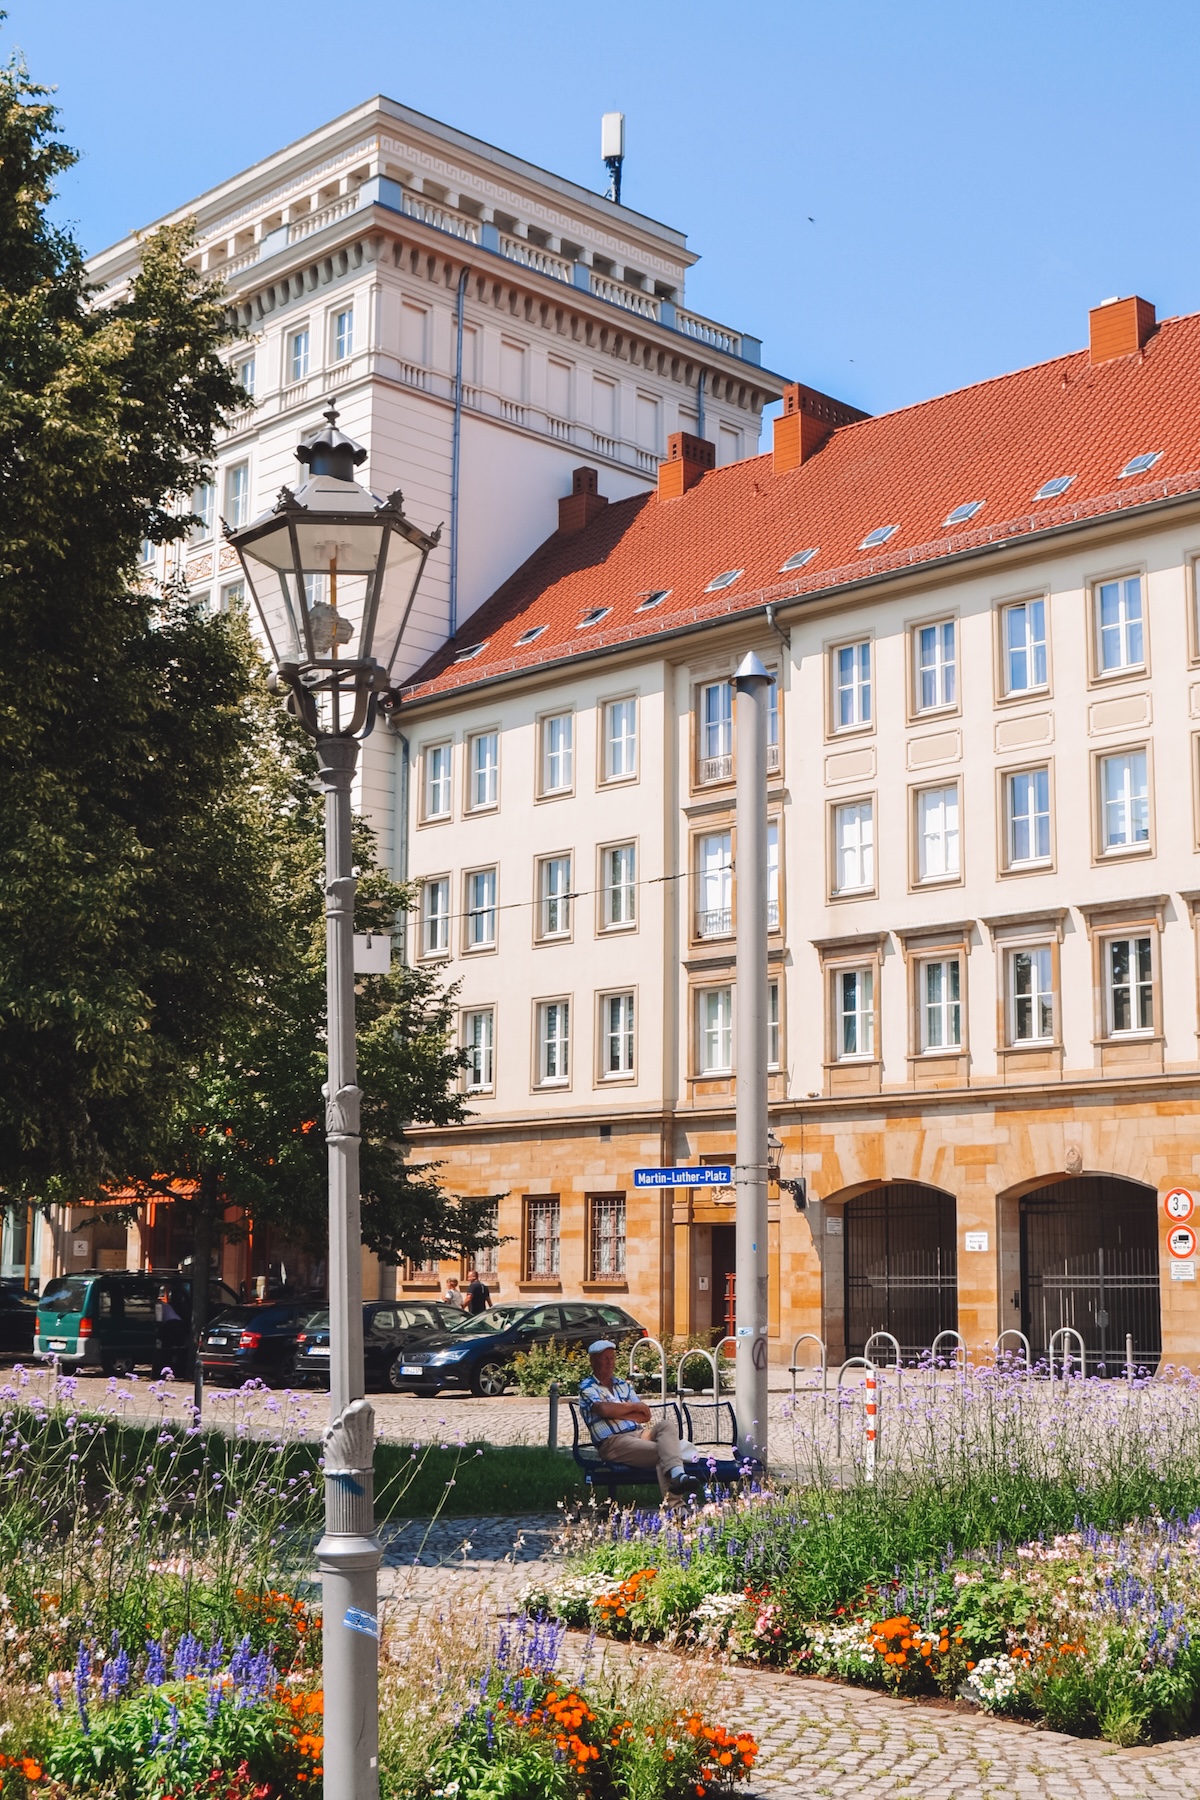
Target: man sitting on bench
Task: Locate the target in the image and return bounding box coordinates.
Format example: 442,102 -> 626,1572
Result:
578,1339 -> 696,1503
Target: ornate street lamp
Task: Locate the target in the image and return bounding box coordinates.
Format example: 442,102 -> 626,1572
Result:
227,404 -> 439,1800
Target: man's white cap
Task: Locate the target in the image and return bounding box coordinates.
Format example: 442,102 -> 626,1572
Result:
587,1339 -> 616,1355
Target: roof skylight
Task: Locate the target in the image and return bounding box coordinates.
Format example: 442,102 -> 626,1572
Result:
453,641 -> 487,662
943,501 -> 985,527
1118,452 -> 1162,478
859,525 -> 898,549
515,625 -> 546,645
635,588 -> 671,611
578,607 -> 611,628
1033,476 -> 1075,500
705,569 -> 744,591
780,548 -> 817,572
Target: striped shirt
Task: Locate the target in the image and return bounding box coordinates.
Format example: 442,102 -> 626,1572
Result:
578,1373 -> 640,1443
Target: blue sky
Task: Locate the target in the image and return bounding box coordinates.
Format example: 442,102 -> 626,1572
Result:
15,0 -> 1200,423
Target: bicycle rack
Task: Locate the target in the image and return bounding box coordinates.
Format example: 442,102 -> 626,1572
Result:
835,1356 -> 876,1457
863,1331 -> 903,1396
993,1328 -> 1032,1369
629,1335 -> 667,1404
788,1333 -> 828,1400
931,1328 -> 968,1374
676,1346 -> 720,1405
1049,1326 -> 1086,1381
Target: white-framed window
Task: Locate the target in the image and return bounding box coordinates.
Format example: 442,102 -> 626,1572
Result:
698,986 -> 733,1074
1009,946 -> 1054,1044
920,957 -> 962,1051
463,1008 -> 495,1091
1002,597 -> 1047,694
190,481 -> 215,543
139,538 -> 156,567
603,698 -> 637,780
699,680 -> 733,778
219,579 -> 245,614
538,855 -> 572,938
333,307 -> 354,361
767,674 -> 780,767
697,831 -> 733,937
915,619 -> 956,712
236,355 -> 255,397
424,743 -> 452,819
421,877 -> 450,956
768,979 -> 781,1071
588,1195 -> 626,1279
288,327 -> 310,383
537,1000 -> 570,1084
471,1200 -> 499,1279
603,992 -> 635,1076
1100,749 -> 1150,851
541,713 -> 573,793
602,842 -> 636,928
1097,574 -> 1144,673
916,784 -> 960,882
768,820 -> 780,931
833,640 -> 871,730
525,1196 -> 560,1277
1007,767 -> 1051,866
224,462 -> 250,529
833,800 -> 874,894
468,731 -> 498,810
835,968 -> 875,1059
1106,936 -> 1153,1035
465,868 -> 497,948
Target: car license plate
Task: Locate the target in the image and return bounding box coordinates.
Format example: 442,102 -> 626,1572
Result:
308,1347 -> 330,1357
208,1337 -> 228,1347
47,1339 -> 67,1352
400,1364 -> 423,1376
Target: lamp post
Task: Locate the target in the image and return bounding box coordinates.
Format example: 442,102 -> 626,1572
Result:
227,404 -> 438,1800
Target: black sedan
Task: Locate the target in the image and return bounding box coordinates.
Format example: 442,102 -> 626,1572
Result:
0,1286 -> 36,1357
198,1303 -> 313,1387
389,1300 -> 647,1397
293,1300 -> 464,1390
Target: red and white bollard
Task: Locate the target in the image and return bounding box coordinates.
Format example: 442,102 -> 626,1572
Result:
864,1367 -> 877,1483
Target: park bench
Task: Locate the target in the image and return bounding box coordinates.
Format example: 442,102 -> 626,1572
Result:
567,1395 -> 763,1498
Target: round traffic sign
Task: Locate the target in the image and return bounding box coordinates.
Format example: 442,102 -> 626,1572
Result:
1168,1225 -> 1197,1259
1164,1187 -> 1196,1223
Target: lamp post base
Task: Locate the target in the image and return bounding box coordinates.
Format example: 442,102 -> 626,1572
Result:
319,1396 -> 382,1798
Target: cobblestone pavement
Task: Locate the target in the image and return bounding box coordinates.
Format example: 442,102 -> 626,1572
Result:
375,1515 -> 1200,1800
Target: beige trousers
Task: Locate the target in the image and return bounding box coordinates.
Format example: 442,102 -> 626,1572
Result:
597,1414 -> 686,1495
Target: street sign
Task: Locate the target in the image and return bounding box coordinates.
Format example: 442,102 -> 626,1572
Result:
633,1166 -> 733,1189
1168,1225 -> 1197,1260
1163,1187 -> 1196,1223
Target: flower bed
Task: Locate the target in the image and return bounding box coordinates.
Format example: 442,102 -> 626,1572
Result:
529,1499 -> 1200,1745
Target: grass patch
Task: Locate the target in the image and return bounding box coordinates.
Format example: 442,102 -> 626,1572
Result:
376,1441 -> 661,1517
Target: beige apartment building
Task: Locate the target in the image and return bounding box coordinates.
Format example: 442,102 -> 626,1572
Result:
394,293 -> 1200,1371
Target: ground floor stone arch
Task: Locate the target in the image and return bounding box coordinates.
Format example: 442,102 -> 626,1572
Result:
837,1181 -> 958,1359
1017,1175 -> 1161,1371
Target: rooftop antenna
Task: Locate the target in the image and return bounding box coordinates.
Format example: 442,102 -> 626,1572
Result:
601,112 -> 625,205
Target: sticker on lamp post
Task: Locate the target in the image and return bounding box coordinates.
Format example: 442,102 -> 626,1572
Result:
1168,1225 -> 1197,1260
1163,1187 -> 1196,1224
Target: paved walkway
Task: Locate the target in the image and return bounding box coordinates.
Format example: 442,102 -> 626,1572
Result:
376,1512 -> 1200,1800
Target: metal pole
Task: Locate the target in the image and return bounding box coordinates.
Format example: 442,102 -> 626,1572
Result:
314,735 -> 381,1800
733,652 -> 771,1463
547,1379 -> 559,1450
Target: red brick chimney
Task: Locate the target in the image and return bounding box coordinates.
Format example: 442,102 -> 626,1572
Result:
772,382 -> 869,475
1089,295 -> 1156,364
657,431 -> 716,500
558,466 -> 608,535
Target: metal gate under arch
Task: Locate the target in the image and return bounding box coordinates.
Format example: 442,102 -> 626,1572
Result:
844,1183 -> 958,1359
1020,1177 -> 1161,1372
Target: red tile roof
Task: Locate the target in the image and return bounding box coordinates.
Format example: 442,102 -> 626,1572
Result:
400,310 -> 1200,705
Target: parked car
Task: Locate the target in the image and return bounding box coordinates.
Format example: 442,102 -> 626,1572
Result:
293,1300 -> 465,1390
389,1300 -> 647,1397
37,1271 -> 240,1377
197,1303 -> 314,1387
0,1286 -> 37,1357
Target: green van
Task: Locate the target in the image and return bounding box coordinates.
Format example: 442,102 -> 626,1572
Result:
37,1271 -> 239,1377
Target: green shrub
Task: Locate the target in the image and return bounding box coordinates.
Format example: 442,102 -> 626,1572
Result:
506,1338 -> 592,1396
